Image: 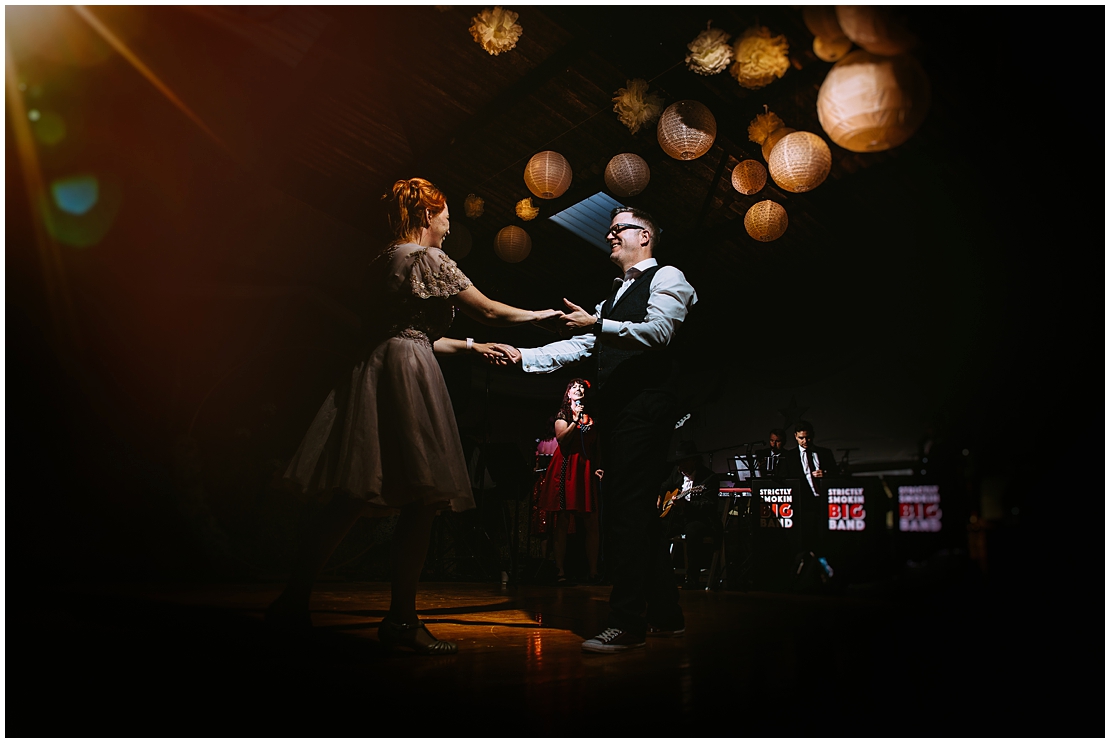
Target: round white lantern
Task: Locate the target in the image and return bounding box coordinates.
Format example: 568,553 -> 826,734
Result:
767,131 -> 832,193
524,151 -> 573,199
604,153 -> 651,197
744,200 -> 788,242
657,100 -> 717,161
817,50 -> 931,153
494,225 -> 531,263
835,6 -> 917,57
803,6 -> 846,41
731,160 -> 767,195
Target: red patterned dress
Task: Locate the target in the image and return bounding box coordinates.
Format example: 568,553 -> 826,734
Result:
536,410 -> 600,514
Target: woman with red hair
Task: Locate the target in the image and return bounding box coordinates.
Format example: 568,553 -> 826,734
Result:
268,177 -> 561,654
536,378 -> 602,584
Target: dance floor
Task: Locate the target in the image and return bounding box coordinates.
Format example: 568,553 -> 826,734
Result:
8,570 -> 1091,736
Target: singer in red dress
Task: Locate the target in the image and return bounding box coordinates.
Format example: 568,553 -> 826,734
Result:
536,378 -> 601,584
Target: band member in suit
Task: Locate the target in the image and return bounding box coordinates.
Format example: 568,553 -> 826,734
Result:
657,441 -> 722,590
489,206 -> 698,652
753,428 -> 788,478
781,420 -> 840,497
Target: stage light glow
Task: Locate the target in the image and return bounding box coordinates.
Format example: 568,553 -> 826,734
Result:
51,175 -> 99,215
27,109 -> 40,121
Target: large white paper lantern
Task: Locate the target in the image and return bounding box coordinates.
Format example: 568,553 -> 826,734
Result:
744,200 -> 788,242
604,153 -> 651,197
657,100 -> 716,161
835,6 -> 917,57
817,50 -> 931,153
767,131 -> 832,193
524,151 -> 573,199
494,225 -> 531,263
731,160 -> 767,195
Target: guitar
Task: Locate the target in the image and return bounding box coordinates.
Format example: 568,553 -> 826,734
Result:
659,485 -> 706,519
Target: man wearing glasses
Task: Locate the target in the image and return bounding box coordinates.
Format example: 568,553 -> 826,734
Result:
491,207 -> 698,653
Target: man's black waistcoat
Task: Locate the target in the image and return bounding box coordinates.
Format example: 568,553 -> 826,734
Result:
595,264 -> 675,412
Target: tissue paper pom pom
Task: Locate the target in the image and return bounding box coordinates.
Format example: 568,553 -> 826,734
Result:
464,194 -> 485,218
685,23 -> 733,76
515,198 -> 539,221
469,6 -> 522,56
612,79 -> 664,135
747,109 -> 785,145
730,26 -> 790,90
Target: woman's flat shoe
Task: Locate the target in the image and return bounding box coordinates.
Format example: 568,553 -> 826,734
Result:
378,619 -> 458,655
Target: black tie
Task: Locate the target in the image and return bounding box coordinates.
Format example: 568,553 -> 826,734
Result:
624,267 -> 642,281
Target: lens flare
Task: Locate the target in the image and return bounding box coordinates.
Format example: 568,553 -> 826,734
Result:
51,175 -> 99,215
32,111 -> 66,145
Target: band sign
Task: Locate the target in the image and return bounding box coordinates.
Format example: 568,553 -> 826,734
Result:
759,487 -> 793,528
827,487 -> 866,531
898,485 -> 942,532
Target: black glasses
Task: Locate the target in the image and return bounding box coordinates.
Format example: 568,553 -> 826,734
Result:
606,223 -> 645,237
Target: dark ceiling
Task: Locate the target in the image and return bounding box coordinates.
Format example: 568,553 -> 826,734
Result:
4,6 -> 1104,579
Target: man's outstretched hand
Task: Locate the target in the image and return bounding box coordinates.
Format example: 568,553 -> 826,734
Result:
488,343 -> 521,364
562,299 -> 598,336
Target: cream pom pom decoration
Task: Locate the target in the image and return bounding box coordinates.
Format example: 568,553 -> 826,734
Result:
469,7 -> 522,56
464,194 -> 485,219
730,26 -> 790,90
747,107 -> 794,161
612,79 -> 664,136
515,198 -> 539,221
685,22 -> 733,76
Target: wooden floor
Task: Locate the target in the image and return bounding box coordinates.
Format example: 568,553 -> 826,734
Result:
8,566 -> 1095,736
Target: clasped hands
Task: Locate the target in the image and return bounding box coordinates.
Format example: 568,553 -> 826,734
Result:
481,299 -> 597,367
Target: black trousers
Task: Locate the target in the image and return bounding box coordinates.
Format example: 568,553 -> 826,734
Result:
598,389 -> 682,636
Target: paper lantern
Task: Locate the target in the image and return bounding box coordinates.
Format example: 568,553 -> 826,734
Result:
762,126 -> 795,161
604,153 -> 651,197
813,35 -> 853,62
767,131 -> 832,193
442,223 -> 471,259
803,6 -> 846,40
744,200 -> 788,242
464,193 -> 484,218
657,100 -> 716,161
817,50 -> 931,152
515,198 -> 539,221
524,150 -> 572,199
494,225 -> 531,263
731,160 -> 767,195
835,6 -> 917,57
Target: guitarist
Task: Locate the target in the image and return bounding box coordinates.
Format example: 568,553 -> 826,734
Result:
657,441 -> 722,589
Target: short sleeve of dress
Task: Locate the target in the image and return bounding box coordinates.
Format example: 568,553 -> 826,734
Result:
409,247 -> 472,299
556,410 -> 569,422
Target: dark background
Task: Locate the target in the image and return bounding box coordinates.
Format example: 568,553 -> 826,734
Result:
5,4 -> 1103,662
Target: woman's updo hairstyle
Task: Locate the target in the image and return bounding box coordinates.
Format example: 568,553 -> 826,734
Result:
383,177 -> 447,244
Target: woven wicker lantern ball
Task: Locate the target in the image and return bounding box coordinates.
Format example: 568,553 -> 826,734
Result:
767,131 -> 832,193
744,200 -> 788,242
494,225 -> 531,263
762,126 -> 795,161
524,150 -> 573,199
835,6 -> 917,57
817,50 -> 931,153
731,159 -> 767,195
604,153 -> 651,198
813,35 -> 853,62
442,223 -> 472,259
657,100 -> 717,161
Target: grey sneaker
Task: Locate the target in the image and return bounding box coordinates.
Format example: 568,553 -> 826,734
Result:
581,627 -> 646,653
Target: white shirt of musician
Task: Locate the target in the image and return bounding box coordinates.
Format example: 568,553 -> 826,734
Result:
681,473 -> 694,501
519,258 -> 698,373
800,446 -> 820,496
